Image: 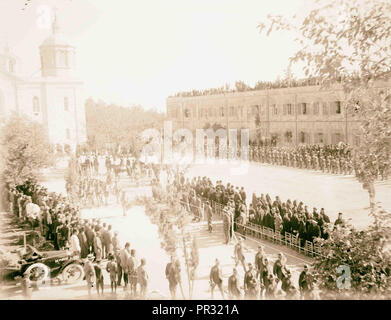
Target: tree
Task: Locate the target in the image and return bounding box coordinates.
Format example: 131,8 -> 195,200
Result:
259,0 -> 391,210
235,80 -> 250,92
85,98 -> 164,157
312,207 -> 391,299
0,115 -> 53,187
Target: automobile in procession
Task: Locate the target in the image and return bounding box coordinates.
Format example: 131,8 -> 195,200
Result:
0,245 -> 85,285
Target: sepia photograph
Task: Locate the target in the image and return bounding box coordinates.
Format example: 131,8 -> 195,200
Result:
0,0 -> 391,308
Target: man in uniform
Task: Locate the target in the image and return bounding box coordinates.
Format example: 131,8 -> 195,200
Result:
210,258 -> 225,299
228,268 -> 241,300
244,263 -> 258,299
165,256 -> 181,299
299,265 -> 313,299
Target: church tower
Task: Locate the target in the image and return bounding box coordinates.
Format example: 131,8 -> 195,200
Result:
0,42 -> 18,75
39,10 -> 76,78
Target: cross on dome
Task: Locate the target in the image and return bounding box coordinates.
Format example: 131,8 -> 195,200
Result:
52,7 -> 60,35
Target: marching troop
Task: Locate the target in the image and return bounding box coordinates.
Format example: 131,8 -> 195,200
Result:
248,143 -> 389,180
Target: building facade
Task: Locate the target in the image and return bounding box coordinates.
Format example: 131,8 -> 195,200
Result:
0,14 -> 87,151
166,81 -> 391,147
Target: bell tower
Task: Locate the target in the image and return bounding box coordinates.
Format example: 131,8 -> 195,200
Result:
39,9 -> 76,78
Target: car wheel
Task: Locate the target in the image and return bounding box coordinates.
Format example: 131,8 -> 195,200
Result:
62,263 -> 84,284
24,263 -> 50,284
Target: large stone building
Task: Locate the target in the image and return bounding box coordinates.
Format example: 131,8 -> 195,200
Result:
0,13 -> 87,151
166,81 -> 390,147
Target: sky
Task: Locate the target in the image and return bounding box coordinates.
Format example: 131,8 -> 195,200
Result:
0,0 -> 312,112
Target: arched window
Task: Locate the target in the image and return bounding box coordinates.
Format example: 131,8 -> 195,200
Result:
9,60 -> 15,73
33,96 -> 40,115
64,97 -> 69,111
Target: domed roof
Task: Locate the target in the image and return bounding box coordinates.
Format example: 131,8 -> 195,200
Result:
41,33 -> 72,47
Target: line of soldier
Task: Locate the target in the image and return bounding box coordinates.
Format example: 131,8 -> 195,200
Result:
209,249 -> 317,300
248,143 -> 389,180
249,144 -> 355,175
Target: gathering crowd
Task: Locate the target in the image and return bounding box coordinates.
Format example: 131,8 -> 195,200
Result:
68,152 -> 157,208
169,172 -> 334,249
2,142 -> 352,300
150,170 -> 324,300
170,78 -> 321,98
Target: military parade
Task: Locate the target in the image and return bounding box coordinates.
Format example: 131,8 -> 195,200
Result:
1,0 -> 391,309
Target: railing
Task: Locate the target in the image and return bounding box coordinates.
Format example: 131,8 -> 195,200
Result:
179,194 -> 324,258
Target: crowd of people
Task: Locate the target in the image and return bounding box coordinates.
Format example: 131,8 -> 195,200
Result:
170,78 -> 321,98
149,173 -> 321,300
167,172 -> 333,249
67,151 -> 159,208
249,144 -> 355,175
5,176 -> 151,299
75,152 -> 155,182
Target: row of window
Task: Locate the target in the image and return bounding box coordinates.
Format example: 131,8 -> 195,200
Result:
271,131 -> 352,145
170,101 -> 343,119
32,96 -> 70,115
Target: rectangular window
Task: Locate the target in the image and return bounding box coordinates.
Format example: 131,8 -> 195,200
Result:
272,104 -> 278,115
315,132 -> 324,143
313,102 -> 319,115
299,131 -> 305,143
285,131 -> 293,143
66,128 -> 70,140
287,104 -> 292,115
220,107 -> 225,117
332,133 -> 342,144
301,103 -> 307,115
322,102 -> 329,115
335,101 -> 342,114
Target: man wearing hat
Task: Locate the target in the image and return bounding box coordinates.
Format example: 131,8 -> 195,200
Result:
204,200 -> 213,233
84,254 -> 96,297
254,245 -> 265,281
228,268 -> 241,300
209,258 -> 225,299
244,263 -> 258,299
165,256 -> 181,299
234,238 -> 247,272
298,265 -> 313,299
94,259 -> 105,296
137,258 -> 148,299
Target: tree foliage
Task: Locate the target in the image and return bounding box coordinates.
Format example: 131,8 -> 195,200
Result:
259,0 -> 391,205
258,0 -> 391,298
0,115 -> 53,187
313,207 -> 391,298
85,98 -> 164,156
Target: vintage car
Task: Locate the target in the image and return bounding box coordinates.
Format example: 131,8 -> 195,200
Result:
1,245 -> 84,285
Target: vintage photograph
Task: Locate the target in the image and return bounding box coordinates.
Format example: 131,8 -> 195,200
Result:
0,0 -> 391,302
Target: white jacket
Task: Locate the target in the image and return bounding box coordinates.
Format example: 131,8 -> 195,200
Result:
70,234 -> 81,253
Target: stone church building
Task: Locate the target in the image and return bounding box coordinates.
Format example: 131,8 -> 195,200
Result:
0,13 -> 87,151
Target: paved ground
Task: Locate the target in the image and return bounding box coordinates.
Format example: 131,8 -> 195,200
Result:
187,160 -> 391,229
1,204 -> 311,300
4,159 -> 385,299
